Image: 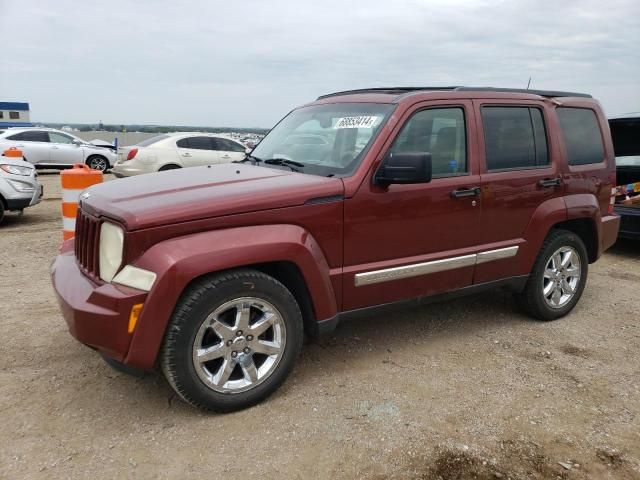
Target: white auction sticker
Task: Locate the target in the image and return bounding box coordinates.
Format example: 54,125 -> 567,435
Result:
334,116 -> 380,129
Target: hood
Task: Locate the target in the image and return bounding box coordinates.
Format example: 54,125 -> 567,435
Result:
81,163 -> 345,230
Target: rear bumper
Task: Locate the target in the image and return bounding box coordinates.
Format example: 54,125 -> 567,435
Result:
600,214 -> 621,251
615,205 -> 640,240
51,247 -> 148,364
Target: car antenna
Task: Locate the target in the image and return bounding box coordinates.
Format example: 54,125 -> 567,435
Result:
526,77 -> 532,89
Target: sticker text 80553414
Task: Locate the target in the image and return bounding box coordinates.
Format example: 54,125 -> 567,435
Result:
334,116 -> 380,129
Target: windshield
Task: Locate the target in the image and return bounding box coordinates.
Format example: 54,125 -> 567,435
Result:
252,103 -> 394,176
610,118 -> 640,166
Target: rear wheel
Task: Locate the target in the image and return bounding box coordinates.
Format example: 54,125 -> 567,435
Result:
0,200 -> 5,225
161,269 -> 303,412
517,229 -> 588,321
86,155 -> 109,172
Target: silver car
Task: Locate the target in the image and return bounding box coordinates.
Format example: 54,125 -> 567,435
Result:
0,128 -> 116,173
0,155 -> 43,224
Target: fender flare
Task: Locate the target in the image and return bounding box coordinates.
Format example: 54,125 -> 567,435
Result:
124,224 -> 337,369
519,196 -> 568,271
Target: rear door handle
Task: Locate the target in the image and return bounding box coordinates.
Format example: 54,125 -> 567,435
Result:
181,152 -> 191,157
221,154 -> 231,159
538,177 -> 562,188
451,187 -> 480,198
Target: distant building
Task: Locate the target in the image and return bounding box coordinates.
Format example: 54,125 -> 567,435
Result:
0,102 -> 32,128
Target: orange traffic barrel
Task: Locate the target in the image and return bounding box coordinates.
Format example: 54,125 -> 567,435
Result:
60,163 -> 103,240
3,147 -> 24,158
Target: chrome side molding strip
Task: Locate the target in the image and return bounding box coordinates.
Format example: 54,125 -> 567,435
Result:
476,246 -> 519,264
354,246 -> 519,287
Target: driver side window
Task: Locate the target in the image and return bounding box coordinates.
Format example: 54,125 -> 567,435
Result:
390,107 -> 467,177
48,132 -> 74,144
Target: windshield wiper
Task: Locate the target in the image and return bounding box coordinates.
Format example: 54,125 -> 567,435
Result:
234,154 -> 263,164
264,158 -> 305,171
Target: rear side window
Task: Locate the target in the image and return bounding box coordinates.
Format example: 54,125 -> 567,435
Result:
177,136 -> 213,150
7,130 -> 49,142
390,107 -> 467,177
557,108 -> 604,165
481,107 -> 549,171
136,134 -> 169,147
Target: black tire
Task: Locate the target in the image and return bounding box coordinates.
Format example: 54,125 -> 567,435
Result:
517,229 -> 589,321
86,155 -> 109,173
0,199 -> 5,225
159,164 -> 181,171
161,269 -> 304,412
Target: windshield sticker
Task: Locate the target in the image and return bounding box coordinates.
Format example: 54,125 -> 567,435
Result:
334,116 -> 381,129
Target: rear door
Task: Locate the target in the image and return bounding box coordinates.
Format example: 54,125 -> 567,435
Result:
473,100 -> 563,284
175,136 -> 219,166
342,100 -> 483,310
213,138 -> 246,163
5,130 -> 51,165
48,131 -> 84,166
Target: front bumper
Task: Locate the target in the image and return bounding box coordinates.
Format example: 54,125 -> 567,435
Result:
51,247 -> 148,363
0,176 -> 43,210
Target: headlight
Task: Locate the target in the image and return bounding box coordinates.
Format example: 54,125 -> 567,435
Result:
99,222 -> 124,282
0,164 -> 33,176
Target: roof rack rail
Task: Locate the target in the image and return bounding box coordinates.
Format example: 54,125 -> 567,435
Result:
317,87 -> 460,100
453,87 -> 592,98
317,86 -> 591,100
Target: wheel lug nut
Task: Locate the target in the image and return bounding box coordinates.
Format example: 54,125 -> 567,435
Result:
247,335 -> 253,341
236,330 -> 243,336
231,351 -> 237,358
226,340 -> 232,346
243,347 -> 250,354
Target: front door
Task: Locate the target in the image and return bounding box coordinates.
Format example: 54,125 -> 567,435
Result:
48,131 -> 84,166
342,101 -> 482,311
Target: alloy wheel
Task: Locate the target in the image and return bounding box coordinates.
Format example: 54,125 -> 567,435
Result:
541,246 -> 581,309
192,297 -> 286,394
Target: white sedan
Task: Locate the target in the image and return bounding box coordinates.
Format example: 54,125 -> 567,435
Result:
112,133 -> 248,177
0,128 -> 116,172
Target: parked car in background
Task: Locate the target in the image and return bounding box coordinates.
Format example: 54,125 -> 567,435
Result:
609,114 -> 640,239
0,152 -> 43,224
112,133 -> 248,177
0,128 -> 116,172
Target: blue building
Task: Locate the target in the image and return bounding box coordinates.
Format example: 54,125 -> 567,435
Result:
0,102 -> 32,128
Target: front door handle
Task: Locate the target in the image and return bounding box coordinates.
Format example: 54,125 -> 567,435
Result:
451,187 -> 480,198
538,177 -> 562,188
221,154 -> 231,159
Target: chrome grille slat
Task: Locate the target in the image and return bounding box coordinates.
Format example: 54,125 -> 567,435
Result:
75,209 -> 101,277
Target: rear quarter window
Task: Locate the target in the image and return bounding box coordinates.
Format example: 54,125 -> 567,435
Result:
557,108 -> 604,165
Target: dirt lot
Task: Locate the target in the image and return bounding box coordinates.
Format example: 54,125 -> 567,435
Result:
1,172 -> 639,479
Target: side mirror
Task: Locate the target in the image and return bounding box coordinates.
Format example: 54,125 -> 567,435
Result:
245,147 -> 252,155
72,139 -> 83,146
375,152 -> 432,186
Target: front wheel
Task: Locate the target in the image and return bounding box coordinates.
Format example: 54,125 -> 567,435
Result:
161,269 -> 304,412
86,155 -> 109,173
517,229 -> 588,321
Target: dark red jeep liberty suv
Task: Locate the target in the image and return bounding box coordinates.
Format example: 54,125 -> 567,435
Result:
51,87 -> 620,411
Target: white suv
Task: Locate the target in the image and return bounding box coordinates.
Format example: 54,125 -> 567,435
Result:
0,128 -> 116,172
112,133 -> 248,177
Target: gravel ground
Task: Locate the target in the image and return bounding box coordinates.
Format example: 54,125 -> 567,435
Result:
1,172 -> 639,479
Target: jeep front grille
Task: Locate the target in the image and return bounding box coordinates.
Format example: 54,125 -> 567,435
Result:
74,209 -> 101,277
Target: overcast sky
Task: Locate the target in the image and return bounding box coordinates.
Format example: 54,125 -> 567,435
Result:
1,0 -> 638,127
